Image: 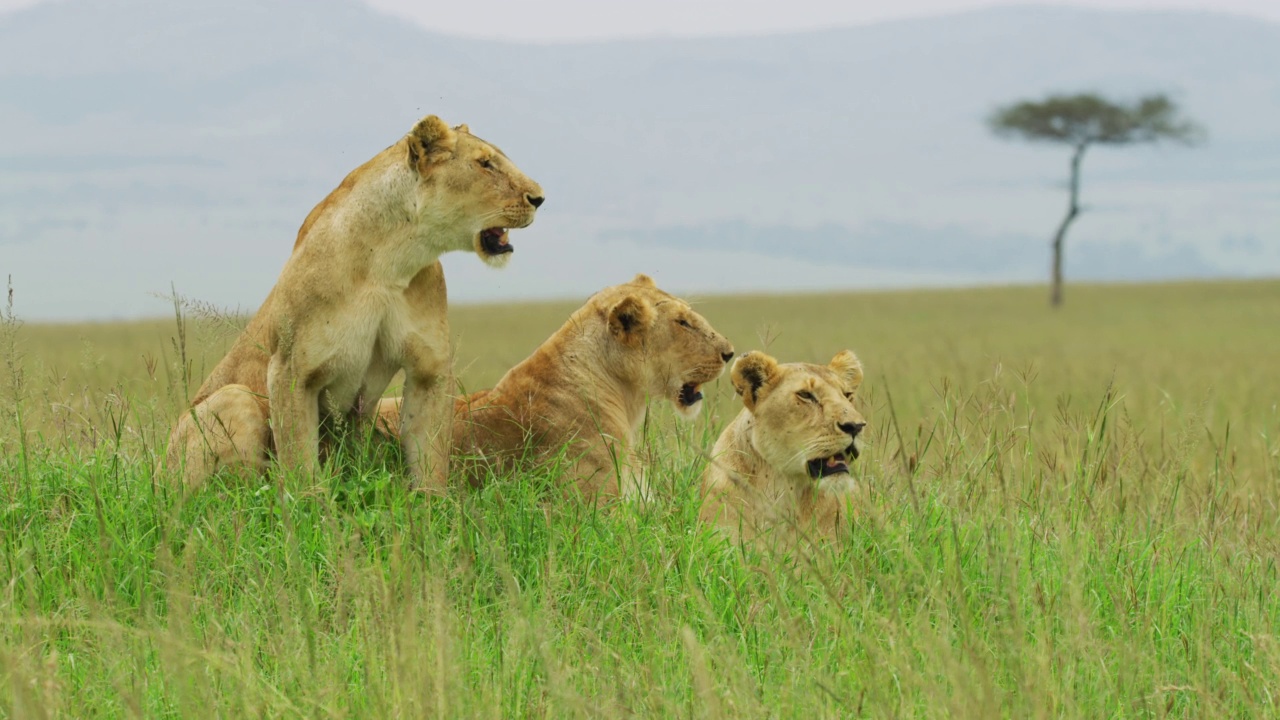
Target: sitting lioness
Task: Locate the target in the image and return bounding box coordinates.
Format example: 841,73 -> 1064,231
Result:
377,274 -> 735,499
699,350 -> 867,540
167,115 -> 544,490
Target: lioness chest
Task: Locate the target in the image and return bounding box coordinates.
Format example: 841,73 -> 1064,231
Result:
304,288 -> 441,418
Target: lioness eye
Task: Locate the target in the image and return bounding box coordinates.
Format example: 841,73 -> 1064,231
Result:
478,157 -> 494,169
677,319 -> 692,329
797,390 -> 817,403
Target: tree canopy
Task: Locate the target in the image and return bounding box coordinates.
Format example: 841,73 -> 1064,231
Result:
987,92 -> 1203,307
989,93 -> 1203,147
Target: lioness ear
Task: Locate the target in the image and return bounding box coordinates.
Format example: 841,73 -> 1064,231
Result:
406,115 -> 458,170
452,123 -> 471,134
608,294 -> 655,346
829,350 -> 864,392
731,351 -> 780,410
630,273 -> 656,288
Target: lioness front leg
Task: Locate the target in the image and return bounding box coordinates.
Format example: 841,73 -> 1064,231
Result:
567,441 -> 645,502
400,368 -> 452,493
267,356 -> 321,477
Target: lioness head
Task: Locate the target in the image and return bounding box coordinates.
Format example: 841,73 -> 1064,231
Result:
731,350 -> 867,480
404,115 -> 545,267
597,274 -> 735,420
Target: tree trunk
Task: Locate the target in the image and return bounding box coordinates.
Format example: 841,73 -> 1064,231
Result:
1050,142 -> 1088,308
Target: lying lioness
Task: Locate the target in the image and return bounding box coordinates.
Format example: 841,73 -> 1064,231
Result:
699,350 -> 867,540
167,115 -> 544,490
377,274 -> 735,499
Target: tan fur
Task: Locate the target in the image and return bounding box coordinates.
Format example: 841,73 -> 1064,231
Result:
377,275 -> 735,500
166,115 -> 544,489
167,384 -> 272,483
700,350 -> 867,541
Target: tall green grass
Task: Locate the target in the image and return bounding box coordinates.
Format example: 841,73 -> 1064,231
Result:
2,280 -> 1278,717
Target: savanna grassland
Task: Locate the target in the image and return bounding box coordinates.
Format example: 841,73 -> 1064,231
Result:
1,279 -> 1278,718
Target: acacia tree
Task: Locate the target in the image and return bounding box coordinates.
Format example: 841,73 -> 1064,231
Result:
988,93 -> 1202,307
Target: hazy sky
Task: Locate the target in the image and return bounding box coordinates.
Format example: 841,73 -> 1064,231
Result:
1,0 -> 1277,40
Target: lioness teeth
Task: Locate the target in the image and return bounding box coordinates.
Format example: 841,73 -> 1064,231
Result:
807,450 -> 854,479
480,227 -> 514,255
679,383 -> 704,406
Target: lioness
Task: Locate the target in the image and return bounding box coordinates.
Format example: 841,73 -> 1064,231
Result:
377,274 -> 735,499
699,350 -> 867,540
168,115 -> 544,490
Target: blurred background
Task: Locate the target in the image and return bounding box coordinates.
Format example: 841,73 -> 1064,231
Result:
1,0 -> 1277,321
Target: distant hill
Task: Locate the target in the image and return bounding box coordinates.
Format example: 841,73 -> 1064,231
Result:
1,0 -> 1277,319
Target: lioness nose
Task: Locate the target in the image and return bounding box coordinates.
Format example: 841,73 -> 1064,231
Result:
721,350 -> 734,362
526,194 -> 545,208
839,421 -> 866,438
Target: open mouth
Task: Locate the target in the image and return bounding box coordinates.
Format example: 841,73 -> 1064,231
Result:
677,383 -> 703,407
479,227 -> 512,256
806,443 -> 859,479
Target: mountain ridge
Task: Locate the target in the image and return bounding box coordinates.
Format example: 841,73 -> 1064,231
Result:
1,0 -> 1277,320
